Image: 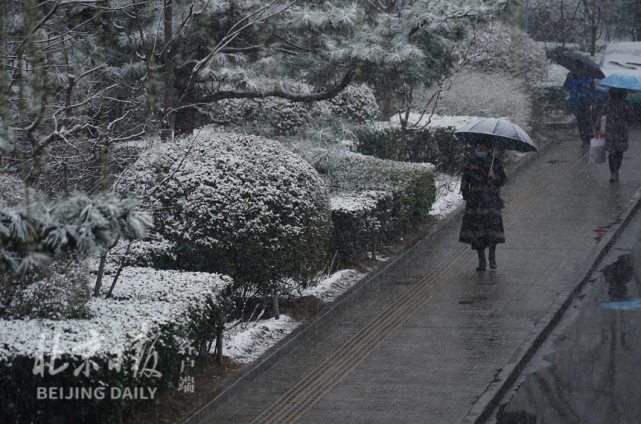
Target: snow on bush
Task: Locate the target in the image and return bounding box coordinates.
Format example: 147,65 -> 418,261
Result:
117,131 -> 331,297
0,268 -> 232,362
212,88 -> 321,136
324,152 -> 435,262
211,84 -> 377,134
96,234 -> 177,272
5,256 -> 93,319
0,173 -> 25,207
0,267 -> 234,423
327,83 -> 379,123
358,119 -> 474,172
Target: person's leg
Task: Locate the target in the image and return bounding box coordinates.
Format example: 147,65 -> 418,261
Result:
488,244 -> 497,269
576,104 -> 593,146
476,248 -> 486,271
609,152 -> 623,181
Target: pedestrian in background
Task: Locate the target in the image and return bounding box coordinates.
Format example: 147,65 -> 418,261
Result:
459,139 -> 507,271
595,87 -> 634,183
564,63 -> 596,147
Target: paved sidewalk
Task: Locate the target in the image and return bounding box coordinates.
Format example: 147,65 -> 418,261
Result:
192,128 -> 641,424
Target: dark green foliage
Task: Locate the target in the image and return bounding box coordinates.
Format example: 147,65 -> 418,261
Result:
356,125 -> 473,173
324,153 -> 436,265
0,326 -> 180,424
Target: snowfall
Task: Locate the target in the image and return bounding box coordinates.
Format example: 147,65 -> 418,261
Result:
0,116 -> 470,368
221,173 -> 463,364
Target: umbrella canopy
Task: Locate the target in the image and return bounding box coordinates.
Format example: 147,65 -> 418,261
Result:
597,72 -> 641,91
454,118 -> 538,153
555,52 -> 606,79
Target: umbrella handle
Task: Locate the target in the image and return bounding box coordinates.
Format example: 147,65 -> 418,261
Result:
490,151 -> 495,170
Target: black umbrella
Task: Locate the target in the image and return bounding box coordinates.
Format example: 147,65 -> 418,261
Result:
554,51 -> 605,79
455,118 -> 538,153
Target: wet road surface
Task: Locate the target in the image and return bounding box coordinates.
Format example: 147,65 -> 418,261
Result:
494,206 -> 641,424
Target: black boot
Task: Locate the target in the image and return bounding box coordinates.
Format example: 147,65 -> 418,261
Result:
489,245 -> 497,269
476,249 -> 486,271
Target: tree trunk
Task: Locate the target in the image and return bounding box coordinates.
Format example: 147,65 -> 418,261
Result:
93,253 -> 108,297
161,0 -> 175,141
382,67 -> 393,121
272,286 -> 280,320
106,242 -> 131,298
93,234 -> 119,296
560,0 -> 565,48
399,118 -> 408,162
371,233 -> 377,260
590,0 -> 597,57
216,327 -> 223,364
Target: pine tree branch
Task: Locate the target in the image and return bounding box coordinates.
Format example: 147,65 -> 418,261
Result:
200,67 -> 355,104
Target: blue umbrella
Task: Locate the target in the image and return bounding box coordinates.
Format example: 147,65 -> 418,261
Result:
598,73 -> 641,91
454,118 -> 538,153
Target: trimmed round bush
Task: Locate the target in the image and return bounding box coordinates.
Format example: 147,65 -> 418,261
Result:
328,84 -> 379,123
118,131 -> 331,295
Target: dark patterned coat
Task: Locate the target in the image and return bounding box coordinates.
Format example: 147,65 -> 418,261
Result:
458,155 -> 507,250
595,97 -> 634,152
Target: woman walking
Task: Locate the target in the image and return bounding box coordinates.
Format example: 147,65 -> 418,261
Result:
595,87 -> 634,183
459,139 -> 507,271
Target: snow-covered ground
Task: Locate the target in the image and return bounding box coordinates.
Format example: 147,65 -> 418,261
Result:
223,269 -> 364,363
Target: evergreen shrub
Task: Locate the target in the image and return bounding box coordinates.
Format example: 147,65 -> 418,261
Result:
324,152 -> 436,263
356,125 -> 472,172
327,84 -> 379,123
0,268 -> 234,424
118,131 -> 331,297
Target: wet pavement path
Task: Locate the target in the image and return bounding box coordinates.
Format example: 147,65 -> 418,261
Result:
191,128 -> 641,424
493,201 -> 641,424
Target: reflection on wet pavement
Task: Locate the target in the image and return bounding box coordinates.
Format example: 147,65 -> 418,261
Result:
495,250 -> 641,423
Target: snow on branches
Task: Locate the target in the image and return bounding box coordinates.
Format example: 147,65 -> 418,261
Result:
0,194 -> 153,277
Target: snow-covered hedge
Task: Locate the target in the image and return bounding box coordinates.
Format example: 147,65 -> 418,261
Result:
356,122 -> 472,172
117,131 -> 331,297
0,267 -> 234,423
211,84 -> 377,134
324,152 -> 435,262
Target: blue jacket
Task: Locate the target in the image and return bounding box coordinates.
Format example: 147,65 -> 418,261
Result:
564,73 -> 595,106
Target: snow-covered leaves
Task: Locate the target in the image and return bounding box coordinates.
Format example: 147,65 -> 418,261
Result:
0,267 -> 233,362
0,174 -> 24,208
327,84 -> 379,124
118,131 -> 331,294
